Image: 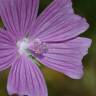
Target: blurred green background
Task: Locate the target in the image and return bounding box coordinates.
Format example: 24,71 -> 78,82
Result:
0,0 -> 96,96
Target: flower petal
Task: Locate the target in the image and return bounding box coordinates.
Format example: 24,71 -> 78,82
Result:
37,37 -> 92,79
0,0 -> 39,38
31,0 -> 89,42
0,29 -> 17,71
7,55 -> 48,96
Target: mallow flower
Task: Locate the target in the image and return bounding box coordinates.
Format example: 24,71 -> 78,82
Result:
0,0 -> 91,96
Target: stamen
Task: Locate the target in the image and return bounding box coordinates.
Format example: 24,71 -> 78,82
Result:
28,39 -> 48,57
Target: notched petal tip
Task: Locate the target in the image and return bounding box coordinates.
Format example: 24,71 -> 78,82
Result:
81,18 -> 89,32
79,37 -> 92,56
65,38 -> 92,79
84,38 -> 92,48
65,67 -> 84,79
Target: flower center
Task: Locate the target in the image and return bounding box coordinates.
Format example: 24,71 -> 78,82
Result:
17,38 -> 29,55
17,38 -> 48,57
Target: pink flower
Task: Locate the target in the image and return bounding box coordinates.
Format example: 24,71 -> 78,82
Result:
0,0 -> 91,96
